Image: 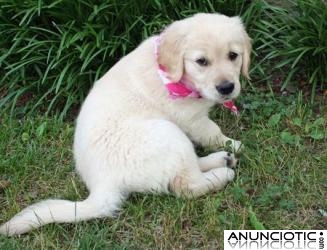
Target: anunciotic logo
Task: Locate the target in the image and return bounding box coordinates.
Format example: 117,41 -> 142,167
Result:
224,230 -> 326,250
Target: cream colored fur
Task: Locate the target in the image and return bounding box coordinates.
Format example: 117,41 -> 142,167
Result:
0,13 -> 251,236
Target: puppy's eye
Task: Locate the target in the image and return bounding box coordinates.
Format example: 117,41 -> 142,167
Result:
228,52 -> 238,61
196,57 -> 209,66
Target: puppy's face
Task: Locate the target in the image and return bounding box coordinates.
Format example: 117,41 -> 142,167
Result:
158,13 -> 251,103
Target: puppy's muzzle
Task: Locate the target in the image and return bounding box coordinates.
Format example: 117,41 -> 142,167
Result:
216,81 -> 235,95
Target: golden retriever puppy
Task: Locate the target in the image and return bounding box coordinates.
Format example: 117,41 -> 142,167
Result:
0,13 -> 251,235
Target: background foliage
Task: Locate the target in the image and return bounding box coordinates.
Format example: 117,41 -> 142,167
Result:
1,0 -> 326,118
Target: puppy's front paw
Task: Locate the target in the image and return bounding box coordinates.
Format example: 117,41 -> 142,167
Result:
224,152 -> 238,168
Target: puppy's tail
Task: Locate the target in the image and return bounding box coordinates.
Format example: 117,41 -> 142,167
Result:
0,191 -> 123,236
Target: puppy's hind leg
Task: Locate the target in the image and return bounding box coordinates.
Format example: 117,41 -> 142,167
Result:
134,119 -> 236,198
198,151 -> 238,172
170,166 -> 235,198
122,119 -> 235,197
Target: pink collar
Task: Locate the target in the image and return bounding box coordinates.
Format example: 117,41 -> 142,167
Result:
154,36 -> 239,115
154,37 -> 201,99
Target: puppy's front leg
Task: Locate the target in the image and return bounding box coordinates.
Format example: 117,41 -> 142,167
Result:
186,117 -> 241,151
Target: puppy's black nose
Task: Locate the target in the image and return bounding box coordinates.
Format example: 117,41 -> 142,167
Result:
216,81 -> 235,95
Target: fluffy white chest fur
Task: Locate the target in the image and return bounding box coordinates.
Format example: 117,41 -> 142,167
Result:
0,13 -> 251,236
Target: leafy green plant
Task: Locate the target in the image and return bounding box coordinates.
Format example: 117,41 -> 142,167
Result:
268,113 -> 281,127
280,131 -> 301,146
248,207 -> 266,230
240,90 -> 326,147
283,92 -> 326,142
254,0 -> 327,101
289,116 -> 326,141
5,0 -> 324,118
0,0 -> 262,119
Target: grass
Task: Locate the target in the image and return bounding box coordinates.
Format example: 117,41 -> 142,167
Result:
0,91 -> 326,249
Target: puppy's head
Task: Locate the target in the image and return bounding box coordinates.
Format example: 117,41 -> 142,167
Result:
158,13 -> 251,103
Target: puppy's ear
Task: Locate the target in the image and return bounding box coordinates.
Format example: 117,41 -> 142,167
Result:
242,31 -> 252,80
158,21 -> 187,82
